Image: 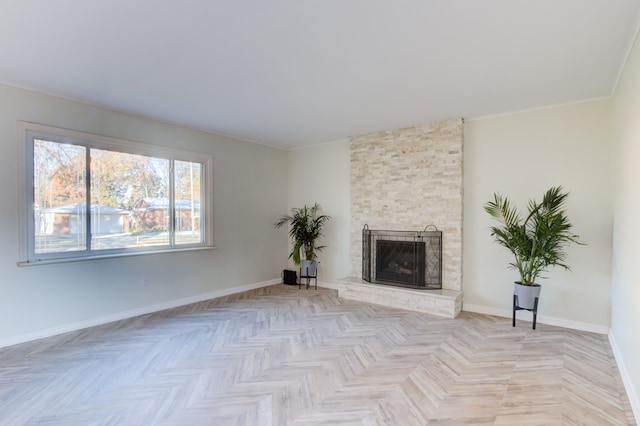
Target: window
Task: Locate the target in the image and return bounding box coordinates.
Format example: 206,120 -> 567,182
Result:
18,122 -> 214,265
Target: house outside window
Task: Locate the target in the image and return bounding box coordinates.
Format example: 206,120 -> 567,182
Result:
18,122 -> 214,265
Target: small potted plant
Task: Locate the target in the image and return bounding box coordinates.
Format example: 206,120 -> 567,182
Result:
483,186 -> 584,311
274,203 -> 331,277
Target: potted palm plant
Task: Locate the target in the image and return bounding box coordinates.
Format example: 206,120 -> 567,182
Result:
274,203 -> 331,277
483,186 -> 584,310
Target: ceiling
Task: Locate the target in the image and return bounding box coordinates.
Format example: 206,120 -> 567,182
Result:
1,1 -> 639,149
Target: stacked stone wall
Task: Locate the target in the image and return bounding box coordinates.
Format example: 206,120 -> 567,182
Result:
350,119 -> 463,291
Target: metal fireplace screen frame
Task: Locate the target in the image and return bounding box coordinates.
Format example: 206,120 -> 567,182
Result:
362,226 -> 442,290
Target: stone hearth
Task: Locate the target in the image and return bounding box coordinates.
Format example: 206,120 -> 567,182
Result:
337,277 -> 462,318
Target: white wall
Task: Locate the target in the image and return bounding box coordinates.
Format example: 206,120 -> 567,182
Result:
463,100 -> 613,330
286,141 -> 351,283
0,84 -> 288,343
611,30 -> 640,418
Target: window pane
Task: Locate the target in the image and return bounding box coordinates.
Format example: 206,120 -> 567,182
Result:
33,140 -> 87,254
174,160 -> 202,245
91,149 -> 170,249
21,122 -> 212,265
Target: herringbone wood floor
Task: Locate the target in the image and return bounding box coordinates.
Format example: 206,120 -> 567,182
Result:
0,285 -> 635,425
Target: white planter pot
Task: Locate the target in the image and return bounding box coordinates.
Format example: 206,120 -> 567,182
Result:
513,282 -> 541,310
300,260 -> 317,277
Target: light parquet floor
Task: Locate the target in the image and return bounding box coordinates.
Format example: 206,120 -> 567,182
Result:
0,285 -> 635,425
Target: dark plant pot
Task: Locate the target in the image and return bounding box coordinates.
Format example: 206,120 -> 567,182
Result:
283,269 -> 298,286
300,259 -> 317,277
514,281 -> 541,310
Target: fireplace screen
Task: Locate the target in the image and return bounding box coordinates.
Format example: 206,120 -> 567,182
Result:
362,226 -> 442,290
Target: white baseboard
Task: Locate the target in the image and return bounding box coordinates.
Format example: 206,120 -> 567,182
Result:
462,303 -> 610,335
0,278 -> 280,349
608,332 -> 640,423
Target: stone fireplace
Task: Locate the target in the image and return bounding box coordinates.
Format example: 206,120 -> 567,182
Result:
338,119 -> 463,318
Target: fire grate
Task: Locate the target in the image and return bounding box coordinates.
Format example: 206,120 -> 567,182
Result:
362,225 -> 442,290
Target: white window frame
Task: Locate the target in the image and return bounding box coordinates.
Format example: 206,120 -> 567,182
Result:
17,121 -> 214,266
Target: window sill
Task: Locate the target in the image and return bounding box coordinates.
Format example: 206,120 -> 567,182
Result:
17,245 -> 217,267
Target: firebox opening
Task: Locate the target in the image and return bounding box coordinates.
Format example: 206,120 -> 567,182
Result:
362,226 -> 442,290
376,240 -> 425,286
